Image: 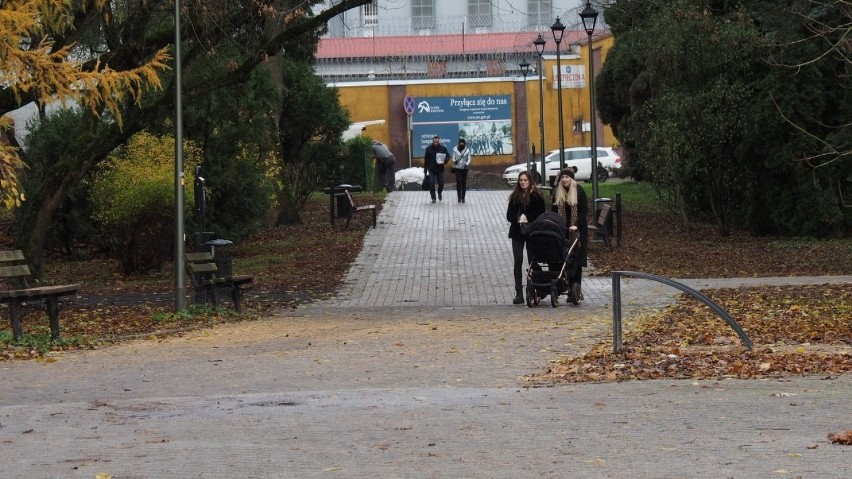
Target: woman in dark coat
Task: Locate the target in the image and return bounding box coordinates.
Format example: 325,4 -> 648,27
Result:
506,171 -> 546,304
550,168 -> 588,300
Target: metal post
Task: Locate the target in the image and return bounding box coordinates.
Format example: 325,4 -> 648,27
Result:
580,3 -> 600,213
174,0 -> 185,312
533,34 -> 547,186
588,32 -> 599,208
551,18 -> 566,173
519,59 -> 532,174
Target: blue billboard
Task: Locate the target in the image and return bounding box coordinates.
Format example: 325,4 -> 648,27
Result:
411,95 -> 513,158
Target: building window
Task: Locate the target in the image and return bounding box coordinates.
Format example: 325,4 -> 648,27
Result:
412,0 -> 435,30
362,1 -> 377,27
528,0 -> 553,27
468,0 -> 492,28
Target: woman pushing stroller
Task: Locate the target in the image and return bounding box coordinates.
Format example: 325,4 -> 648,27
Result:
506,171 -> 546,304
551,168 -> 588,301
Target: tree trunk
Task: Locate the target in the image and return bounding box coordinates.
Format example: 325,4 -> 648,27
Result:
274,188 -> 302,225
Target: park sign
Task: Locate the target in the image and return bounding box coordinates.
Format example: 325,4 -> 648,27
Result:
552,64 -> 586,89
411,95 -> 513,158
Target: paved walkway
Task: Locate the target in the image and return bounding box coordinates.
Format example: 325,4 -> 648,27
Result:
1,190 -> 850,478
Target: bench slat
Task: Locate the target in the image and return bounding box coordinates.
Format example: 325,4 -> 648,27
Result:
0,284 -> 80,301
0,250 -> 26,263
0,264 -> 31,279
186,252 -> 214,263
188,262 -> 218,274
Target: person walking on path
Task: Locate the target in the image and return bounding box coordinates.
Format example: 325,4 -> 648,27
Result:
423,135 -> 449,203
451,138 -> 472,203
371,140 -> 396,192
551,168 -> 588,300
507,171 -> 546,304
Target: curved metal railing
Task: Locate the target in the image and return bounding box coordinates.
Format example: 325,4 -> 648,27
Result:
611,271 -> 753,353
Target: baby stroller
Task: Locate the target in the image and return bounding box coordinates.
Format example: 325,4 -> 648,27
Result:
524,211 -> 582,307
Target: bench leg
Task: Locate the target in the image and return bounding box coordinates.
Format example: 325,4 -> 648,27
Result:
371,210 -> 377,228
231,287 -> 242,313
9,299 -> 23,342
209,286 -> 220,308
45,297 -> 61,340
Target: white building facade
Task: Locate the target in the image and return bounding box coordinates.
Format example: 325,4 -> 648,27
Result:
323,0 -> 593,38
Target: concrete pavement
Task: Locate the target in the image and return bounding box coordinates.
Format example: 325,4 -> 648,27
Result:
1,190 -> 850,478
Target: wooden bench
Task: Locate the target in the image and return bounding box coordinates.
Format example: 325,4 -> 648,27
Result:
588,203 -> 613,249
0,250 -> 80,341
337,189 -> 376,229
185,252 -> 253,312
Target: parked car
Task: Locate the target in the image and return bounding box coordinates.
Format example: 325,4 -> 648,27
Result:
502,147 -> 621,186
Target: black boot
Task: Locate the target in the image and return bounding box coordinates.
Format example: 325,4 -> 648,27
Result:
513,287 -> 524,304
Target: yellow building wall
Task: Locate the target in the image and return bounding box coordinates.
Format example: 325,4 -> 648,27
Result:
334,33 -> 616,171
337,85 -> 391,141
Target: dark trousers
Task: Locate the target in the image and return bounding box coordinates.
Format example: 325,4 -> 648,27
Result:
378,156 -> 396,191
429,169 -> 445,200
453,168 -> 468,200
512,237 -> 526,290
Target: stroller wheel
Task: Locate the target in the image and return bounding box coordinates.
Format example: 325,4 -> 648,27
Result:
550,281 -> 559,308
525,285 -> 534,307
570,283 -> 581,305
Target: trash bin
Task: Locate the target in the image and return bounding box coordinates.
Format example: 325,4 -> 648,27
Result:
205,239 -> 233,277
335,185 -> 352,219
214,256 -> 233,278
593,198 -> 614,239
194,232 -> 215,253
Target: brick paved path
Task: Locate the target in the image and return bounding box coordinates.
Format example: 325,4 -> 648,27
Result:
332,190 -> 638,309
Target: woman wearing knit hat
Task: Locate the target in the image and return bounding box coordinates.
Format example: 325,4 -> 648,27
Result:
550,167 -> 588,301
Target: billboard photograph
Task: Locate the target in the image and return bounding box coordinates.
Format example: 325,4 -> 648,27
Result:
411,95 -> 513,158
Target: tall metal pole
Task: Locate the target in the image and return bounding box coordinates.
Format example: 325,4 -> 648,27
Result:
519,59 -> 531,174
581,3 -> 600,213
587,32 -> 599,206
551,18 -> 566,173
174,0 -> 186,311
534,34 -> 547,187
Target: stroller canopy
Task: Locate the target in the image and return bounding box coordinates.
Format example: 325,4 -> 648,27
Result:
526,211 -> 566,238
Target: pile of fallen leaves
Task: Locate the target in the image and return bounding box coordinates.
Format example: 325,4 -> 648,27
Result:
536,284 -> 851,383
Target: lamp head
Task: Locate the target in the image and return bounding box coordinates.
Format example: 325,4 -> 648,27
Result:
519,59 -> 531,77
580,2 -> 599,36
533,33 -> 546,56
550,17 -> 566,44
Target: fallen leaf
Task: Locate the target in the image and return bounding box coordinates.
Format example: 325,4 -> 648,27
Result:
827,430 -> 852,445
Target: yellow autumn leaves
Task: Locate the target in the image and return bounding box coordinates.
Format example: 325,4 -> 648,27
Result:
0,0 -> 170,209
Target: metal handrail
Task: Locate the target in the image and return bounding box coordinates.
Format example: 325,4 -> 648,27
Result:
611,271 -> 753,353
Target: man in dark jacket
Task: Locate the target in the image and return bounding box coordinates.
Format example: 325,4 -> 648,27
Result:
423,135 -> 450,203
371,140 -> 396,192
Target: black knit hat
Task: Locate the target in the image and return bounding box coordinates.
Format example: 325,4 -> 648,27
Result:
559,167 -> 577,179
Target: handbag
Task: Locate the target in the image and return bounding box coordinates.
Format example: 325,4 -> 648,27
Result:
421,174 -> 432,191
518,213 -> 530,236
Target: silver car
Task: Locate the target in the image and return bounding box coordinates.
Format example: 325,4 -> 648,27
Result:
502,147 -> 621,185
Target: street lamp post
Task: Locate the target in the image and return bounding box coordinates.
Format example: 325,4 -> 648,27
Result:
533,34 -> 547,186
580,2 -> 600,210
174,0 -> 185,311
519,59 -> 532,174
550,17 -> 566,173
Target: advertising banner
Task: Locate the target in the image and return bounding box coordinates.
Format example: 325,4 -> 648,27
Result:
551,64 -> 586,89
410,95 -> 513,157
